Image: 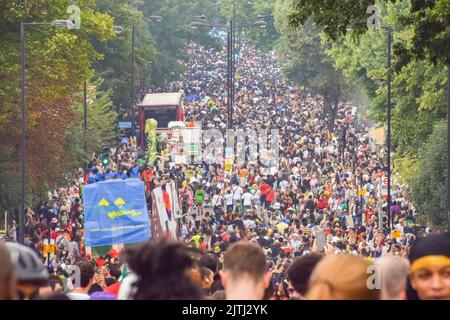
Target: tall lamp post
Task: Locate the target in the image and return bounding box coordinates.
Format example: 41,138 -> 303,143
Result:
385,26 -> 393,231
228,19 -> 234,129
190,15 -> 267,128
130,16 -> 163,139
19,20 -> 73,243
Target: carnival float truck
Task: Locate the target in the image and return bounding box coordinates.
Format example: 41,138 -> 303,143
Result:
137,91 -> 201,165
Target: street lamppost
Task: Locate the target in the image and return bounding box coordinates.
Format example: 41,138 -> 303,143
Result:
19,20 -> 74,244
130,16 -> 163,139
189,15 -> 267,128
384,26 -> 393,231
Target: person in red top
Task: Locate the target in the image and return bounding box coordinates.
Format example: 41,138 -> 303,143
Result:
260,181 -> 270,198
259,180 -> 271,210
41,227 -> 58,241
316,193 -> 329,209
265,188 -> 275,210
221,232 -> 229,242
95,257 -> 105,268
105,281 -> 121,297
200,238 -> 207,251
365,208 -> 373,225
141,165 -> 153,192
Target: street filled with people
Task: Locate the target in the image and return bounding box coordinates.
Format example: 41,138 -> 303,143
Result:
1,37 -> 449,301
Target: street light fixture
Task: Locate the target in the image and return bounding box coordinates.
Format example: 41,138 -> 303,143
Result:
189,21 -> 205,29
252,20 -> 267,28
113,25 -> 124,34
51,20 -> 74,28
149,16 -> 163,22
19,20 -> 73,244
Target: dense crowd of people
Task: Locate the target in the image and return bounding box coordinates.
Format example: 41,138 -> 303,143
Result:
1,38 -> 449,301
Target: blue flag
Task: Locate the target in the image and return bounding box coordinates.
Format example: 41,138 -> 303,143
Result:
83,179 -> 151,247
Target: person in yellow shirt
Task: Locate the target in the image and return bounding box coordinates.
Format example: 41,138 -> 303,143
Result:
190,233 -> 202,248
277,221 -> 289,235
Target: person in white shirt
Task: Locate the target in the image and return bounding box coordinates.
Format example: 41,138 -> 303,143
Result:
212,192 -> 223,209
279,179 -> 289,193
303,148 -> 309,160
232,185 -> 243,206
243,216 -> 255,230
216,180 -> 224,190
242,191 -> 253,211
224,190 -> 234,212
66,260 -> 94,300
252,189 -> 261,207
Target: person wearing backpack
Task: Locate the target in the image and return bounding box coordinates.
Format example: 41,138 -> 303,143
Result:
212,190 -> 224,221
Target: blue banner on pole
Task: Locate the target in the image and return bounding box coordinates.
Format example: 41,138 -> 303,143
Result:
119,121 -> 132,129
83,179 -> 151,247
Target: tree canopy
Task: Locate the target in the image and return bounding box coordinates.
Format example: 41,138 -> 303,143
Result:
288,0 -> 450,66
274,0 -> 353,117
284,0 -> 449,228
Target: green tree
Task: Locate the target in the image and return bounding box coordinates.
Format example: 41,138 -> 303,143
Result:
394,0 -> 450,68
0,0 -> 116,210
65,78 -> 118,168
217,0 -> 279,52
92,0 -> 156,118
140,0 -> 220,88
274,0 -> 353,118
284,0 -> 448,228
410,120 -> 448,230
325,1 -> 447,157
287,0 -> 450,66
